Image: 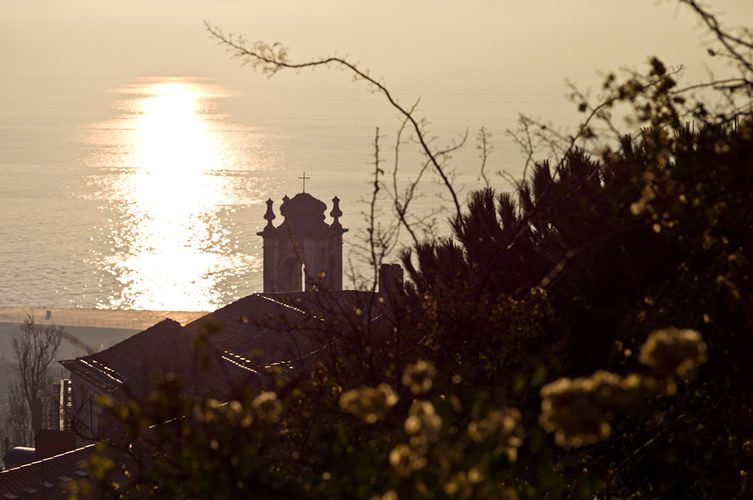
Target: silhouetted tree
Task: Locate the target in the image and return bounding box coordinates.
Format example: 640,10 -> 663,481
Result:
0,381 -> 32,447
12,315 -> 63,436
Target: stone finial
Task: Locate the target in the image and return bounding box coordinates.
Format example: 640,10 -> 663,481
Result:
279,195 -> 291,218
263,198 -> 276,228
330,196 -> 343,228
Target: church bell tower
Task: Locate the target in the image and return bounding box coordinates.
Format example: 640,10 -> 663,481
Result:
257,191 -> 347,292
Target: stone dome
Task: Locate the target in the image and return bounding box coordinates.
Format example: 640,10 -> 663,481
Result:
278,192 -> 328,235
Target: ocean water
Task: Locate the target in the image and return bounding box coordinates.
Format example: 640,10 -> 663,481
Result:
0,76 -> 521,312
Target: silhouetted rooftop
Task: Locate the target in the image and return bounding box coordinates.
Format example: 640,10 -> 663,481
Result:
0,444 -> 95,499
59,290 -> 379,399
60,318 -> 229,398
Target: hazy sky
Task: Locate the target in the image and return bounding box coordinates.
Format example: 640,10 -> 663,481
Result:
3,0 -> 752,134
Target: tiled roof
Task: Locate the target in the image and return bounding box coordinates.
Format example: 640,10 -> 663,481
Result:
187,291 -> 379,369
60,319 -> 229,398
0,444 -> 95,500
59,290 -> 382,399
2,448 -> 35,468
187,293 -> 321,367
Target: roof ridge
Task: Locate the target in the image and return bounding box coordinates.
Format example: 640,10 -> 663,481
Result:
0,444 -> 95,475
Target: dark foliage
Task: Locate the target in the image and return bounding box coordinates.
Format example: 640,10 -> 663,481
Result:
77,3 -> 753,495
77,115 -> 753,499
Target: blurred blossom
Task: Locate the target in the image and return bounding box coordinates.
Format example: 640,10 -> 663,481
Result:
467,408 -> 523,462
227,400 -> 242,414
252,391 -> 284,423
310,362 -> 328,386
443,472 -> 469,496
339,384 -> 398,423
404,400 -> 442,442
639,327 -> 707,376
402,360 -> 437,395
389,443 -> 426,477
467,408 -> 522,443
539,371 -> 656,447
540,328 -> 706,446
467,466 -> 484,484
371,490 -> 398,500
539,375 -> 613,447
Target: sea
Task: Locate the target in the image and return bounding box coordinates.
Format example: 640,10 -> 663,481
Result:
0,75 -> 534,312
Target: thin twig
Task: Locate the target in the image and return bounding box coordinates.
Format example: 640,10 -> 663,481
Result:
205,22 -> 464,223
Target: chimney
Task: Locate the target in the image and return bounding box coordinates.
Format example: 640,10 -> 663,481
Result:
379,264 -> 404,297
35,430 -> 76,460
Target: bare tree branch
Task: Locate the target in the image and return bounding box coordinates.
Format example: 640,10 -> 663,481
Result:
679,0 -> 753,74
205,22 -> 464,223
476,127 -> 492,188
11,315 -> 63,435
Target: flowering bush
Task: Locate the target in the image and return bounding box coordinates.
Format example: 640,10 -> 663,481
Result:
75,5 -> 753,496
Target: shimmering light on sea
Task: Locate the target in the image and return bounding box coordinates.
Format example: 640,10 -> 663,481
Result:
83,79 -> 276,311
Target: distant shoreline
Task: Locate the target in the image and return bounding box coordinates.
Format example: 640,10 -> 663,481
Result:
0,307 -> 207,331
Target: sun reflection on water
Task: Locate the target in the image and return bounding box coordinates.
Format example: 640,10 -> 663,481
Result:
95,79 -> 264,311
134,82 -> 220,176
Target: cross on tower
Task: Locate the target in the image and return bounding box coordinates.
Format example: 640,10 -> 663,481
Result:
298,171 -> 311,193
